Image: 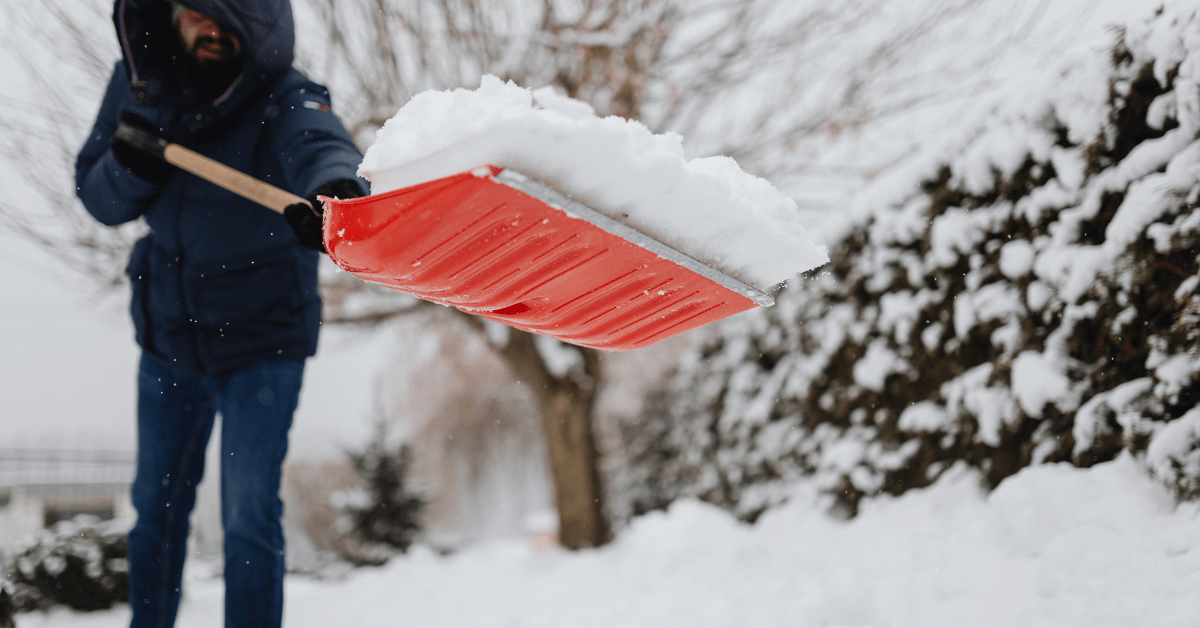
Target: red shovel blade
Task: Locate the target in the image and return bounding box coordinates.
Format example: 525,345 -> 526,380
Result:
322,167 -> 772,351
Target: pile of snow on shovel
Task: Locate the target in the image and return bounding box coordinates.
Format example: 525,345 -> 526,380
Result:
358,75 -> 828,292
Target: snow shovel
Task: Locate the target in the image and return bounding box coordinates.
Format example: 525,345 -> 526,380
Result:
115,123 -> 774,351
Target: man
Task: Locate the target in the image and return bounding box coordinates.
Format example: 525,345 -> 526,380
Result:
0,587 -> 13,628
75,1 -> 365,626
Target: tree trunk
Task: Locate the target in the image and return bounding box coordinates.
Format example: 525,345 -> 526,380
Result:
498,328 -> 608,549
539,384 -> 607,549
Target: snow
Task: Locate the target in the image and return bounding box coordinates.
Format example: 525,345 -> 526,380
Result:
1147,407 -> 1200,497
1072,378 -> 1155,457
998,240 -> 1035,279
928,208 -> 989,269
1025,280 -> 1054,312
820,439 -> 867,475
19,456 -> 1200,628
878,290 -> 932,345
851,339 -> 906,392
358,76 -> 829,291
953,283 -> 1024,340
533,335 -> 584,379
1010,350 -> 1072,419
1173,275 -> 1199,301
952,122 -> 1053,196
1151,351 -> 1200,406
897,401 -> 950,433
937,364 -> 1021,447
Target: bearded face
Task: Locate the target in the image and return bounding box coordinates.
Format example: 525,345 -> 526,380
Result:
175,6 -> 241,70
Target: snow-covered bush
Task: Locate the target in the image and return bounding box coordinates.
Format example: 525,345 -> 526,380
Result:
1146,407 -> 1200,500
618,5 -> 1200,521
335,424 -> 426,565
1,515 -> 129,612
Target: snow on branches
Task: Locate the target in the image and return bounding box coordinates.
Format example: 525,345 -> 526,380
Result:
617,5 -> 1200,521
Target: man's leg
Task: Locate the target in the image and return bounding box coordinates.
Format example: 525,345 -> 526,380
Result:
128,354 -> 217,628
216,359 -> 304,628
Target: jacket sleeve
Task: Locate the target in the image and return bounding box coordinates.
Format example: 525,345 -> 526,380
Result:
75,64 -> 160,226
268,80 -> 368,200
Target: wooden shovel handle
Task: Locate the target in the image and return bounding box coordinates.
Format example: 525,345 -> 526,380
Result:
113,122 -> 308,215
163,144 -> 306,215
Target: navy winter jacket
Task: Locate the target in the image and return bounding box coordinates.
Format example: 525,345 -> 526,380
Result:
76,0 -> 367,377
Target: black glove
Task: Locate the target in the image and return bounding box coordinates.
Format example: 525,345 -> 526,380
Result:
284,179 -> 366,253
110,111 -> 176,183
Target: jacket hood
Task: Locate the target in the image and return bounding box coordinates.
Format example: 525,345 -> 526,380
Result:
114,0 -> 295,124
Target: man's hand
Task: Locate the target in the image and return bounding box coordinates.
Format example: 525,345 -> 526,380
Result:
110,111 -> 175,183
284,179 -> 365,253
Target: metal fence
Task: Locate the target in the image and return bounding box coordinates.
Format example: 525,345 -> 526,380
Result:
0,449 -> 136,551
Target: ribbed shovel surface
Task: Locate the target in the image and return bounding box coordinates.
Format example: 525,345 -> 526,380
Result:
323,167 -> 769,351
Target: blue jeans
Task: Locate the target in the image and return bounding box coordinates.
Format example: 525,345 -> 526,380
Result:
128,354 -> 304,628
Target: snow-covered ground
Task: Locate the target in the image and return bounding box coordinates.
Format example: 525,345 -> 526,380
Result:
17,456 -> 1199,628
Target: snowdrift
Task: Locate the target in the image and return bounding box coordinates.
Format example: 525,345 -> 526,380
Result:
620,5 -> 1200,520
23,457 -> 1200,627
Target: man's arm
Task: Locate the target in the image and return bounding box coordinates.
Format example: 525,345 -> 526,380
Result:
268,79 -> 368,200
75,64 -> 161,226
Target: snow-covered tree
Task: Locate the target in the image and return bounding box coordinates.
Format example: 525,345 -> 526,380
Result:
617,5 -> 1200,522
337,422 -> 425,562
